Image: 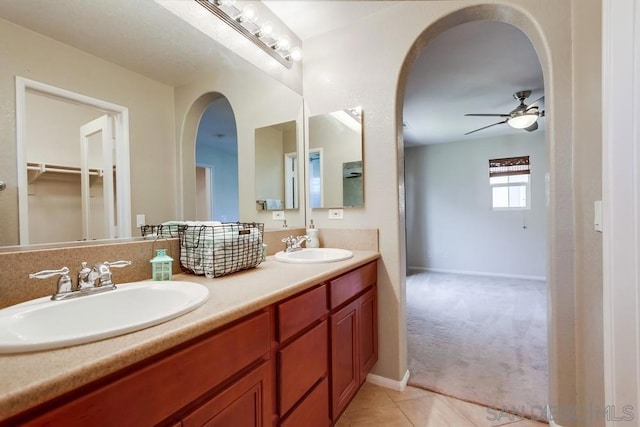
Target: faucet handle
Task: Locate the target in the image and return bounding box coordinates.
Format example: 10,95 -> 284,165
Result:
105,260 -> 132,268
29,266 -> 73,295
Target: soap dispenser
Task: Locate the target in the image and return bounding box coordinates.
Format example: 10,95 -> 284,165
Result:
306,219 -> 320,248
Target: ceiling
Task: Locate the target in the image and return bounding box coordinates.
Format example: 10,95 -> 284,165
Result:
264,2 -> 544,146
0,1 -> 544,146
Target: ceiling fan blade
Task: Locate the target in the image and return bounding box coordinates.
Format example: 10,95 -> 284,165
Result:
524,121 -> 538,132
464,113 -> 510,117
464,119 -> 508,135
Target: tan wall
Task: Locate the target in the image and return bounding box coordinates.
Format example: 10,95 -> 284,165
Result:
573,0 -> 605,425
0,18 -> 176,247
255,126 -> 285,203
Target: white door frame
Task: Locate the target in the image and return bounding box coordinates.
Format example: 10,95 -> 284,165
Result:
309,148 -> 324,208
15,77 -> 131,244
284,151 -> 298,209
195,164 -> 213,221
80,115 -> 114,240
602,0 -> 640,422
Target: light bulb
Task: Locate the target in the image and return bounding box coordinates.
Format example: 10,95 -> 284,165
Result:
276,35 -> 291,51
238,4 -> 256,22
289,46 -> 302,62
507,114 -> 538,129
258,21 -> 274,38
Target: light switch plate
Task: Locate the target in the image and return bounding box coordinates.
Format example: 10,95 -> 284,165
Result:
328,209 -> 344,220
136,214 -> 146,227
594,200 -> 603,232
272,210 -> 285,220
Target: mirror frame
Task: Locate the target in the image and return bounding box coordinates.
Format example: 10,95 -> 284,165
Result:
15,77 -> 132,245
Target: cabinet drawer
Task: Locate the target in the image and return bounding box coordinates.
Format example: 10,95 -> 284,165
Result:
280,377 -> 330,427
182,361 -> 272,427
329,262 -> 376,309
23,311 -> 271,426
277,284 -> 327,343
278,320 -> 328,415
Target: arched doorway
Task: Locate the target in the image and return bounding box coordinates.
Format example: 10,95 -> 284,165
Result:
402,19 -> 548,419
179,92 -> 238,222
195,97 -> 239,222
396,5 -> 575,424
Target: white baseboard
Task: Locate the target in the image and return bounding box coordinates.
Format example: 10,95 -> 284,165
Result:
408,266 -> 546,282
546,405 -> 560,426
366,369 -> 410,391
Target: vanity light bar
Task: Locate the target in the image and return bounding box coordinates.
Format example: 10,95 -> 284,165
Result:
197,0 -> 301,69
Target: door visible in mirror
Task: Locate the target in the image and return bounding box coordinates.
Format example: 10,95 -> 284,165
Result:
17,78 -> 131,246
254,120 -> 299,211
308,107 -> 363,208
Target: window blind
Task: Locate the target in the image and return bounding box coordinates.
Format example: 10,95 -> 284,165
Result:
489,156 -> 530,177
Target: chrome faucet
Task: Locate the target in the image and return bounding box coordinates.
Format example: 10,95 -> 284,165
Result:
29,267 -> 72,297
281,235 -> 309,253
30,260 -> 132,301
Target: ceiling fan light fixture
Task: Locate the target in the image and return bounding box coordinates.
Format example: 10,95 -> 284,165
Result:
507,114 -> 538,129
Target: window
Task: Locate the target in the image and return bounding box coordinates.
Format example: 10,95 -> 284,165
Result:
489,156 -> 530,209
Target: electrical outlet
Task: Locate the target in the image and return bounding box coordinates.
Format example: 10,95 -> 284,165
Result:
272,210 -> 285,220
328,209 -> 344,220
136,214 -> 146,227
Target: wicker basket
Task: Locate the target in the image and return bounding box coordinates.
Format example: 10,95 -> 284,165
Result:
178,222 -> 264,278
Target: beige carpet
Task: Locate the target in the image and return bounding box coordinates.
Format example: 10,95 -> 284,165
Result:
406,271 -> 548,421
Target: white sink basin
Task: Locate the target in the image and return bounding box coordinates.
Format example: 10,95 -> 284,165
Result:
0,281 -> 209,354
274,248 -> 354,264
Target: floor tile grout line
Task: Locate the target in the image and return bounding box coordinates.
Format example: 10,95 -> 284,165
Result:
434,393 -> 487,426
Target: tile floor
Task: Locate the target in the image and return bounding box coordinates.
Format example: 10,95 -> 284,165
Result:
335,382 -> 548,426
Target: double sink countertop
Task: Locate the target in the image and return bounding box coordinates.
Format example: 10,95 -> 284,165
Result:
0,251 -> 380,421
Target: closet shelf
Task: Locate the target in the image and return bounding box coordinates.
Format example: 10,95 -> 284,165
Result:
27,162 -> 103,184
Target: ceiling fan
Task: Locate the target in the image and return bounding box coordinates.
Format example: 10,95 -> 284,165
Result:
464,90 -> 545,135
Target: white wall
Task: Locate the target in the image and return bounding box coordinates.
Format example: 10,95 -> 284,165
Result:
405,133 -> 547,278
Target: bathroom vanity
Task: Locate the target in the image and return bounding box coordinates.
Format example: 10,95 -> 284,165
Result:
0,252 -> 379,426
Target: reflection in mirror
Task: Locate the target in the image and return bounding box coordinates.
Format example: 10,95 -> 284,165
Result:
17,78 -> 131,245
308,107 -> 363,208
195,96 -> 239,222
1,2 -> 305,247
254,120 -> 298,211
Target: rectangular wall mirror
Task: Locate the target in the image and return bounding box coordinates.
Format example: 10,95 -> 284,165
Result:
308,107 -> 363,208
254,120 -> 299,211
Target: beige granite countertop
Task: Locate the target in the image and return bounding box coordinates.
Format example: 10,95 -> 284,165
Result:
0,251 -> 379,421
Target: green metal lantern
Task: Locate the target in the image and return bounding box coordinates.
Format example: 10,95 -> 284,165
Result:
150,248 -> 173,281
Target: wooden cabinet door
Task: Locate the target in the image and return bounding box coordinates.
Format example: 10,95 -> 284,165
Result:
359,287 -> 378,382
182,361 -> 272,427
330,298 -> 360,419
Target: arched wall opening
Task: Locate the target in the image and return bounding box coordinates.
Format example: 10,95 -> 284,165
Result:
395,4 -> 575,423
179,92 -> 238,221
